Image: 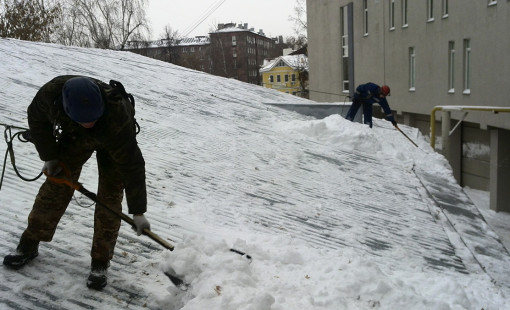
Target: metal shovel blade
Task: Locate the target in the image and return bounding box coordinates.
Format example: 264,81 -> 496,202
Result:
164,271 -> 190,291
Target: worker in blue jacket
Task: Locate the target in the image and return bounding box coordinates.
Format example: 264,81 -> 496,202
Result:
345,83 -> 396,128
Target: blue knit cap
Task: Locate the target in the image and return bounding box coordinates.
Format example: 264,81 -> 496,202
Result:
62,77 -> 104,122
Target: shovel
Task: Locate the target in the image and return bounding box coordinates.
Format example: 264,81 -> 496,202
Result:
393,123 -> 419,148
45,173 -> 251,290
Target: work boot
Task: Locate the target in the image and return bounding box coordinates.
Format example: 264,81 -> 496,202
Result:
3,236 -> 39,269
86,260 -> 110,290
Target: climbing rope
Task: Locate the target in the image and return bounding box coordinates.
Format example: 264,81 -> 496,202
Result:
1,124 -> 43,190
1,123 -> 94,208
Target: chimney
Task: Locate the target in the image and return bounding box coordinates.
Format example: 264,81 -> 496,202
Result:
218,23 -> 224,30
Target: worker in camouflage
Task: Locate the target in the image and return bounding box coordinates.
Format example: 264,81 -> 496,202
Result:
3,75 -> 150,291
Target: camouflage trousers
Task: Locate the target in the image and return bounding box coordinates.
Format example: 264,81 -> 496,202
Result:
20,144 -> 124,265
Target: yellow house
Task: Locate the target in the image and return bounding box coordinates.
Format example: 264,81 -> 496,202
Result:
260,54 -> 308,97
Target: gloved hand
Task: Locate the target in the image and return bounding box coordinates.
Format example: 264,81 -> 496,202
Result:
133,214 -> 151,236
386,114 -> 397,127
42,160 -> 62,176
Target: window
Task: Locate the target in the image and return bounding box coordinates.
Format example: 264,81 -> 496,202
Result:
463,39 -> 471,94
341,5 -> 350,92
442,0 -> 449,18
363,0 -> 368,36
232,35 -> 237,46
409,47 -> 416,90
402,0 -> 408,27
232,49 -> 237,58
389,0 -> 395,30
427,0 -> 434,22
488,0 -> 497,6
341,7 -> 349,58
277,75 -> 281,83
292,74 -> 296,82
285,74 -> 289,82
269,75 -> 274,83
448,41 -> 455,92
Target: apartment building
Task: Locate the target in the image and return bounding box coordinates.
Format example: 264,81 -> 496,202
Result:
126,23 -> 285,85
209,23 -> 285,84
307,1 -> 510,212
125,36 -> 212,73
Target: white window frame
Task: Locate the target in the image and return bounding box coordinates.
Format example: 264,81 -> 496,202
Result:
341,35 -> 349,57
341,5 -> 350,93
389,0 -> 395,30
442,0 -> 449,18
232,35 -> 237,46
401,0 -> 408,28
363,0 -> 369,36
463,39 -> 471,94
409,47 -> 416,91
341,6 -> 349,56
448,41 -> 455,93
427,0 -> 435,22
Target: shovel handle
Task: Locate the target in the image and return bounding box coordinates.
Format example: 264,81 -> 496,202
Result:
45,174 -> 175,251
393,124 -> 419,148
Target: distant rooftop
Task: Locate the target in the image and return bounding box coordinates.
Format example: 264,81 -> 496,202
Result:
214,22 -> 266,37
260,54 -> 309,72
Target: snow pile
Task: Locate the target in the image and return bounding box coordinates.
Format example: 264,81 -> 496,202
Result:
277,114 -> 453,177
158,232 -> 504,310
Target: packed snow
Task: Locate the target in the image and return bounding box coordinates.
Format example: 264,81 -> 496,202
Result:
0,38 -> 509,310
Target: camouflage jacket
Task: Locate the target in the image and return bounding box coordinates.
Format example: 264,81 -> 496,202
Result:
27,75 -> 147,214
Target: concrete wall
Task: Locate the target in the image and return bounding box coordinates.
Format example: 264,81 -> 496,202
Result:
308,0 -> 510,127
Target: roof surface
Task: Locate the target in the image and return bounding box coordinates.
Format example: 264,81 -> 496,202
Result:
0,38 -> 509,309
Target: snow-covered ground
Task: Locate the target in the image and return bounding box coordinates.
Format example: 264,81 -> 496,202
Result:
0,38 -> 509,309
465,187 -> 510,251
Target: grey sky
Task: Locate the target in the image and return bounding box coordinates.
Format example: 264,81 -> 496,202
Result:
147,0 -> 299,39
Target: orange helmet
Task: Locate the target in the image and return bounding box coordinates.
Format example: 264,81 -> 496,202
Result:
380,85 -> 391,97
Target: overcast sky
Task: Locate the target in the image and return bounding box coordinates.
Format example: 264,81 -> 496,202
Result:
147,0 -> 299,39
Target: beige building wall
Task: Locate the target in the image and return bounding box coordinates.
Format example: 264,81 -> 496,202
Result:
307,0 -> 510,211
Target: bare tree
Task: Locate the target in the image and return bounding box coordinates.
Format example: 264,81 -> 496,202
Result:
287,0 -> 307,48
62,0 -> 149,49
285,35 -> 307,50
53,2 -> 90,47
159,25 -> 180,63
117,0 -> 149,50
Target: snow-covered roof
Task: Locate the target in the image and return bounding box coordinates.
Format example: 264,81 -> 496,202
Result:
212,23 -> 269,38
125,36 -> 210,49
260,54 -> 309,72
1,38 -> 510,309
177,36 -> 210,46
